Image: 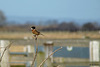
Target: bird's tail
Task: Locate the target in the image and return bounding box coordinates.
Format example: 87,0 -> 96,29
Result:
40,33 -> 44,36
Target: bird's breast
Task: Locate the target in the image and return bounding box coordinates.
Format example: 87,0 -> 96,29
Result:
32,30 -> 39,35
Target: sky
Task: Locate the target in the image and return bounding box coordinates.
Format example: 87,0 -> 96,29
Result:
0,0 -> 100,20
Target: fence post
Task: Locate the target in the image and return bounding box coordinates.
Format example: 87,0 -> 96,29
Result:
43,41 -> 54,67
89,41 -> 99,67
0,40 -> 10,67
25,45 -> 35,54
24,45 -> 35,67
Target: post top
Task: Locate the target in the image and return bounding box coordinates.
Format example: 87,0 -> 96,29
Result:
44,41 -> 54,46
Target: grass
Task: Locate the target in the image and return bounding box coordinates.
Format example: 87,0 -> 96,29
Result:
0,31 -> 100,39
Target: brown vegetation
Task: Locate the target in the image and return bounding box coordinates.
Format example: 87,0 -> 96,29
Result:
0,31 -> 100,39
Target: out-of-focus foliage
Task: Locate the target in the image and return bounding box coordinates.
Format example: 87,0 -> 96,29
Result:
0,10 -> 6,27
0,20 -> 100,32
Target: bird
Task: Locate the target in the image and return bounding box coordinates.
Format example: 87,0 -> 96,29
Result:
31,26 -> 44,38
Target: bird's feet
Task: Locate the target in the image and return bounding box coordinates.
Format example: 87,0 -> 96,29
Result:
33,35 -> 37,40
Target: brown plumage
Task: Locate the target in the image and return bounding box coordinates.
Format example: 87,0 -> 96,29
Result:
31,26 -> 44,36
32,29 -> 40,35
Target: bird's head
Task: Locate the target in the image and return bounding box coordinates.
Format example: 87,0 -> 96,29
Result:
31,26 -> 35,30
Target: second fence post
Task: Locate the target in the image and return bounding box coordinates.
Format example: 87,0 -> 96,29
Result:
43,41 -> 54,67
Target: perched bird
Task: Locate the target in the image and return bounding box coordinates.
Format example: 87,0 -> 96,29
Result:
31,26 -> 44,37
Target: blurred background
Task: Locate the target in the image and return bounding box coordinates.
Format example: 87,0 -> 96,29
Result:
0,0 -> 100,67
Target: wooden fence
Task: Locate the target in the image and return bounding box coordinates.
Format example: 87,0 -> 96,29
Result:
0,39 -> 100,67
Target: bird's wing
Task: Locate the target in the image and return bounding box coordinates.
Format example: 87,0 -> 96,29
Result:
35,30 -> 40,35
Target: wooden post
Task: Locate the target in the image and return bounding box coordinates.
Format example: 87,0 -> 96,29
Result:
43,41 -> 54,67
89,41 -> 99,67
0,40 -> 10,67
25,45 -> 34,53
24,45 -> 35,67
